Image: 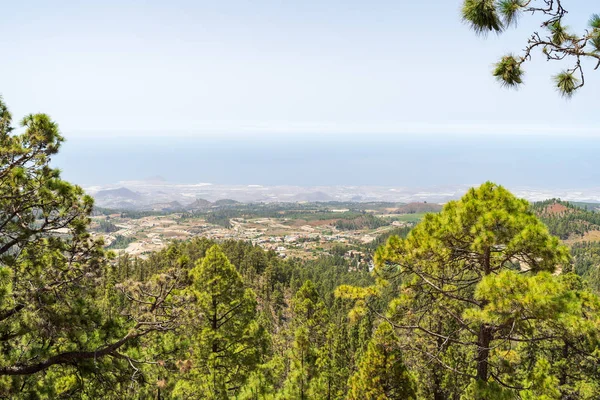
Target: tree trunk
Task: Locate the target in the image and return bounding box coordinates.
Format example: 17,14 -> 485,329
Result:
476,247 -> 493,382
212,295 -> 218,352
559,341 -> 569,387
476,324 -> 492,382
433,378 -> 445,400
433,322 -> 445,400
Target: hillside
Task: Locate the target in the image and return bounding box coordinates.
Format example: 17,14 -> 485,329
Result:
532,200 -> 600,294
393,202 -> 442,214
95,187 -> 142,200
531,199 -> 600,240
186,198 -> 213,211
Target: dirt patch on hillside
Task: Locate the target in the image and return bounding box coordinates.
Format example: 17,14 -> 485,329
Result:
566,230 -> 600,245
545,203 -> 569,215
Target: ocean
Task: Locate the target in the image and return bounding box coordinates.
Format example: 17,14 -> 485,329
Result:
52,133 -> 600,189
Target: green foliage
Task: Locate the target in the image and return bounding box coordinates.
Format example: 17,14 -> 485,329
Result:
102,236 -> 373,399
591,33 -> 600,53
0,97 -> 130,396
282,280 -> 330,399
462,0 -> 503,35
204,210 -> 234,228
117,209 -> 165,219
368,226 -> 412,250
107,234 -> 136,249
493,55 -> 524,87
334,213 -> 388,230
498,0 -> 525,27
590,14 -> 600,29
548,21 -> 575,46
339,182 -> 600,399
531,198 -> 600,239
571,242 -> 600,293
0,97 -> 186,398
589,15 -> 600,52
347,322 -> 416,400
392,213 -> 428,223
171,245 -> 267,398
554,71 -> 581,98
462,1 -> 599,96
97,218 -> 120,233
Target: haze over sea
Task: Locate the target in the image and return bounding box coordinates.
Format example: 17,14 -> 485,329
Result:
54,133 -> 600,190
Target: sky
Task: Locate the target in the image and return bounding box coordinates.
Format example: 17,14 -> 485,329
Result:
1,0 -> 598,138
1,1 -> 599,188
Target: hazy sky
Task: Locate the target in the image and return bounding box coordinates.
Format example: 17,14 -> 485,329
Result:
1,0 -> 598,138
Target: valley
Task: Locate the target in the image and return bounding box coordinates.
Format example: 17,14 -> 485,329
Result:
90,201 -> 439,260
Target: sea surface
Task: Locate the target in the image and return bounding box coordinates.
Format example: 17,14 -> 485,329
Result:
52,133 -> 600,189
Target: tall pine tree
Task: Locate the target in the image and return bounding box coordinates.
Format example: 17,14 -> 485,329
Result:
173,245 -> 267,399
347,322 -> 416,400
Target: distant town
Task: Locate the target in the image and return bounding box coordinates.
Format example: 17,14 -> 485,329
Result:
90,200 -> 438,268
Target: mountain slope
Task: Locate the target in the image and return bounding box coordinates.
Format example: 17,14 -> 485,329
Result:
531,199 -> 600,240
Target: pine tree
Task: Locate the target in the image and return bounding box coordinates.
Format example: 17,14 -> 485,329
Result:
282,280 -> 329,399
173,245 -> 267,399
347,322 -> 416,400
339,182 -> 600,398
311,322 -> 352,400
0,97 -> 178,397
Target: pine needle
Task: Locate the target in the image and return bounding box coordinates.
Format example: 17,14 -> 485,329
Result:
493,55 -> 524,88
462,0 -> 504,35
553,71 -> 580,98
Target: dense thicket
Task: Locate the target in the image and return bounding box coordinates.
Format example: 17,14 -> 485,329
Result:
105,238 -> 375,399
572,241 -> 600,293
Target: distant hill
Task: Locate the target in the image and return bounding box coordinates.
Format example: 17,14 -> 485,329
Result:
291,191 -> 335,202
214,199 -> 240,206
148,201 -> 185,212
569,201 -> 600,212
334,214 -> 389,231
394,202 -> 442,214
186,198 -> 212,211
95,187 -> 142,201
531,199 -> 600,240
